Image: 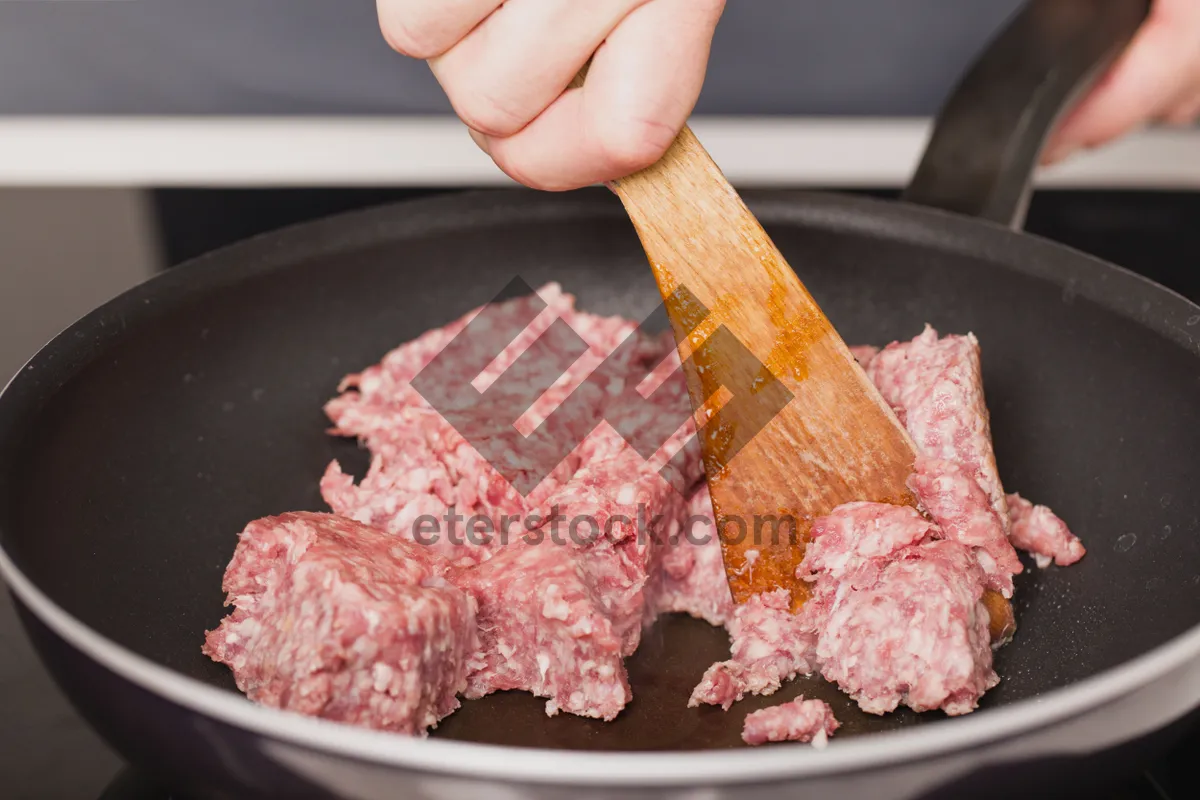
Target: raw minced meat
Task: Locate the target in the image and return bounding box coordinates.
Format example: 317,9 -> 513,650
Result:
450,540 -> 630,720
690,322 -> 1027,717
203,512 -> 477,735
742,696 -> 840,747
909,456 -> 1023,598
867,326 -> 1010,531
693,498 -> 1000,717
809,538 -> 998,716
321,283 -> 670,565
207,285 -> 1084,738
648,484 -> 735,627
799,503 -> 937,580
689,588 -> 818,710
1007,493 -> 1086,568
536,428 -> 691,653
210,286 -> 722,729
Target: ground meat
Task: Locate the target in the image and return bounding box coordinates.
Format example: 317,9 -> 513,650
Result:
694,499 -> 1000,717
783,500 -> 997,715
203,513 -> 476,735
694,326 -> 1036,716
527,426 -> 700,653
742,697 -> 840,747
450,540 -> 630,720
319,419 -> 528,568
322,284 -> 669,565
648,484 -> 735,627
812,539 -> 997,716
209,289 -> 1085,738
867,326 -> 1010,531
1007,493 -> 1086,568
320,394 -> 585,569
799,502 -> 937,581
689,662 -> 748,711
316,287 -> 702,722
909,456 -> 1023,598
689,589 -> 818,709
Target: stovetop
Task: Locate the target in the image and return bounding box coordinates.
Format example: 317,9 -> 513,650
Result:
1,187 -> 1198,800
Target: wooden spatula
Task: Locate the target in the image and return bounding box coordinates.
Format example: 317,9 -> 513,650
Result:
560,69 -> 1010,638
605,126 -> 919,611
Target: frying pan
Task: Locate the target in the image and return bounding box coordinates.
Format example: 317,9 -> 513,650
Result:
2,1 -> 1199,798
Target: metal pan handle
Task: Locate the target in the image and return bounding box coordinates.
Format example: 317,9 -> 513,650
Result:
901,0 -> 1150,230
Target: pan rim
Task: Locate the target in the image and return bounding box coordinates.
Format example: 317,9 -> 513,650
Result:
1,187 -> 1199,785
4,546 -> 1200,786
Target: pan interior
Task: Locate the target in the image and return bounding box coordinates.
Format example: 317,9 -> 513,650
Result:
1,190 -> 1197,751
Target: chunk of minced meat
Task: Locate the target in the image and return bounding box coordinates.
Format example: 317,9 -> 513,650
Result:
203,513 -> 476,735
695,499 -> 1000,718
537,428 -> 695,653
649,484 -> 735,627
795,500 -> 997,714
813,539 -> 997,716
1007,493 -> 1086,568
322,283 -> 672,566
689,662 -> 747,711
689,589 -> 818,710
742,697 -> 840,747
450,541 -> 630,720
321,399 -> 578,568
909,456 -> 1023,598
867,326 -> 1010,530
310,286 -> 708,725
799,502 -> 937,581
799,498 -> 1016,645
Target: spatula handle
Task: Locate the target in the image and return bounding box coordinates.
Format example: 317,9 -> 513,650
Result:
903,0 -> 1150,229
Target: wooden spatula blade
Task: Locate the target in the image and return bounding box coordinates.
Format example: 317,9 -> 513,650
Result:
609,127 -> 918,607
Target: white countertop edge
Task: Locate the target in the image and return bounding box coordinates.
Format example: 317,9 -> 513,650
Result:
0,115 -> 1196,188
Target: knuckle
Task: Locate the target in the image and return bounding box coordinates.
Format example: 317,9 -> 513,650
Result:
490,152 -> 545,190
1164,108 -> 1198,127
686,0 -> 727,23
1162,97 -> 1200,127
377,6 -> 446,59
490,148 -> 574,192
596,117 -> 676,176
450,87 -> 529,138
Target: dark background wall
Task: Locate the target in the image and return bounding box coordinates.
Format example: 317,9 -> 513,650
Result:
0,0 -> 1022,116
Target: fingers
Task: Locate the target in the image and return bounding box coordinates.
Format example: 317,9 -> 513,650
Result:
1042,0 -> 1200,164
1163,87 -> 1200,126
378,0 -> 725,190
429,0 -> 654,139
376,0 -> 504,60
480,0 -> 726,190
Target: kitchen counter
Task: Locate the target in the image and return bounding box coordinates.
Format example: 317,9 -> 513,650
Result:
1,117 -> 1198,189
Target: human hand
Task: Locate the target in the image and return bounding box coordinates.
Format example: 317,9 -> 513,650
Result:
377,0 -> 726,190
1042,0 -> 1200,164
